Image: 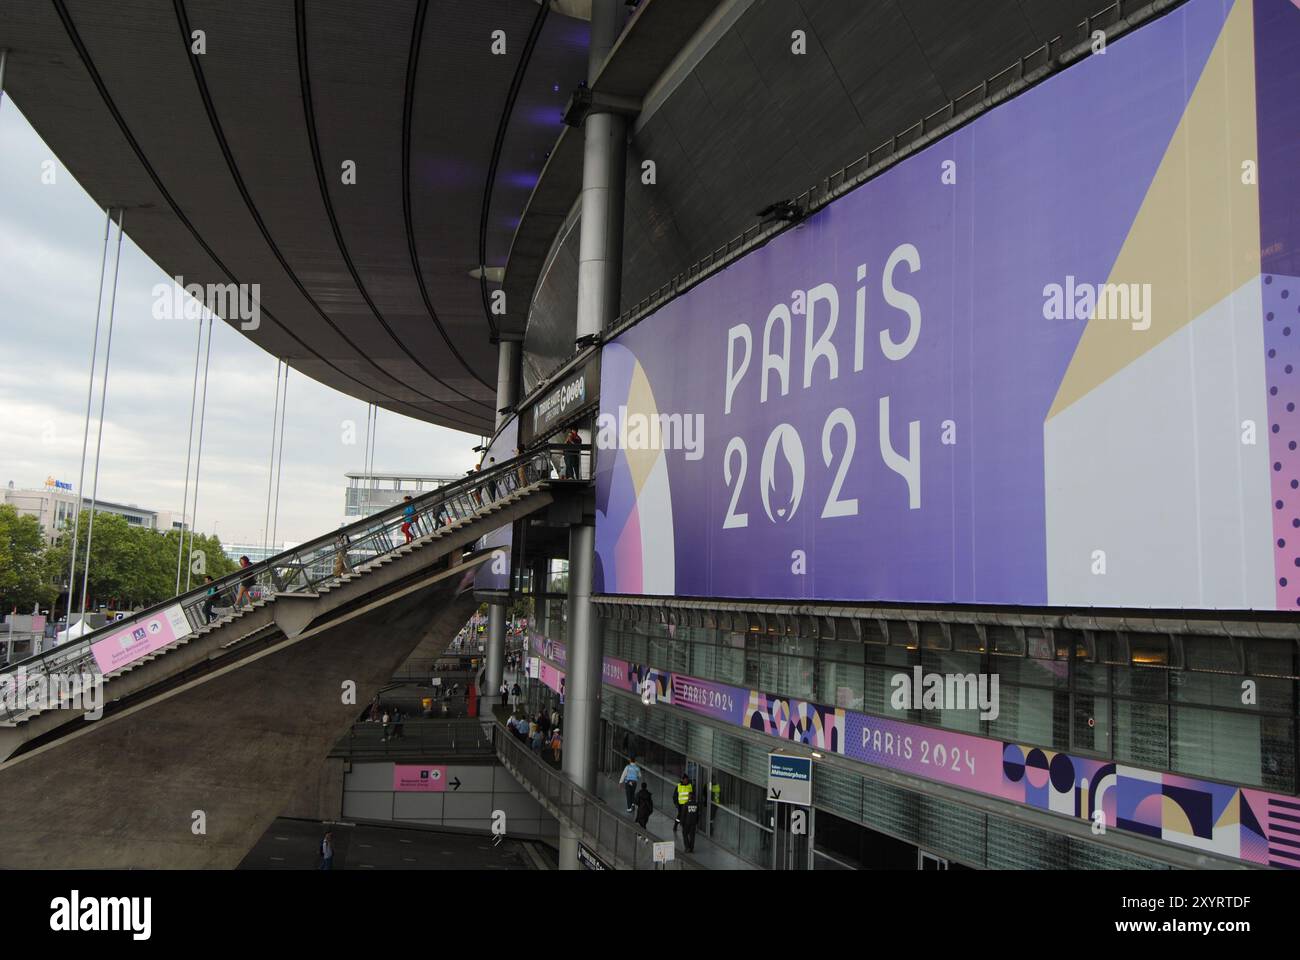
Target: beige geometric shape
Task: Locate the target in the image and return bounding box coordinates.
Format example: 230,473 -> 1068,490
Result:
1049,0 -> 1261,419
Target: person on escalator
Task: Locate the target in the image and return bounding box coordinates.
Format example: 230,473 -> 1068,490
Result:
201,576 -> 217,623
233,556 -> 253,609
401,495 -> 416,543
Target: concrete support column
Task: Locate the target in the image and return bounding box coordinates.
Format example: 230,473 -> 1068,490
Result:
574,0 -> 627,342
486,602 -> 506,705
557,0 -> 625,872
575,111 -> 626,340
560,523 -> 599,794
486,338 -> 520,702
494,339 -> 520,430
558,824 -> 581,871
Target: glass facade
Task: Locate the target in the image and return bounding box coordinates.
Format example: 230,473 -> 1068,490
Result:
576,613 -> 1300,869
600,618 -> 1299,793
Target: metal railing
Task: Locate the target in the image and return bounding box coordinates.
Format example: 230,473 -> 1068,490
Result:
493,719 -> 697,870
0,445 -> 591,723
333,719 -> 494,758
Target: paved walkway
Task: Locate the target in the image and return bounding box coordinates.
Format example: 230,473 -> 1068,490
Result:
592,772 -> 756,870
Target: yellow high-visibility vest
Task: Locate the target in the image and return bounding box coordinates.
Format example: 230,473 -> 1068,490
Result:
677,782 -> 693,804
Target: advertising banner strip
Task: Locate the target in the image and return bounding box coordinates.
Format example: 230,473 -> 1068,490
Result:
393,765 -> 447,792
530,632 -> 567,669
473,416 -> 520,593
603,664 -> 1298,868
521,353 -> 601,447
538,660 -> 565,696
90,604 -> 192,675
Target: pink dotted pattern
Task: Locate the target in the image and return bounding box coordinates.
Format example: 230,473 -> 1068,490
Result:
1265,273 -> 1300,609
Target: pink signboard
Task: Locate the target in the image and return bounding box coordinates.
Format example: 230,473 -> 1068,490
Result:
539,660 -> 566,697
393,765 -> 448,792
90,604 -> 191,675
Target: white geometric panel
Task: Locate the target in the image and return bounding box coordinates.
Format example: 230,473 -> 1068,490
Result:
1045,276 -> 1274,608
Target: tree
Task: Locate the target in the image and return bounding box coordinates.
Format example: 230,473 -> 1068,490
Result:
0,505 -> 56,610
44,514 -> 239,613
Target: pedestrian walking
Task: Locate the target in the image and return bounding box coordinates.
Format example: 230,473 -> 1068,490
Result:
319,831 -> 334,870
681,794 -> 701,853
673,771 -> 694,833
635,782 -> 653,829
619,756 -> 642,813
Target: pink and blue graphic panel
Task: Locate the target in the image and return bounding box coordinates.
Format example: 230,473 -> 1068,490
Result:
606,664 -> 1298,868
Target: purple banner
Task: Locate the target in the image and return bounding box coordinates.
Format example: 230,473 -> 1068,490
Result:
595,0 -> 1300,610
530,632 -> 567,669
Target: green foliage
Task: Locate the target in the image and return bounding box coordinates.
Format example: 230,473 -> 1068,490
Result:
39,513 -> 239,612
0,505 -> 56,610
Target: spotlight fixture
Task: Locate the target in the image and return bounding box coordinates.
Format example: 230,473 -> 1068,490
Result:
468,265 -> 506,283
562,83 -> 593,127
756,198 -> 805,224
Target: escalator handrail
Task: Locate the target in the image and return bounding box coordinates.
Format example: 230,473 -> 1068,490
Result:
1,444 -> 590,687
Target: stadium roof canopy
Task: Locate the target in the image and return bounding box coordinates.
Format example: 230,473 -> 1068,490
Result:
0,0 -> 591,434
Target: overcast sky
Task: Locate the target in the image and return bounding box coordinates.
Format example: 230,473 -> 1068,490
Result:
0,99 -> 483,546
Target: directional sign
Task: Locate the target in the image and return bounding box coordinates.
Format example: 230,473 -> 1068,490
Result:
449,777 -> 462,791
393,765 -> 447,792
652,841 -> 675,863
577,844 -> 608,870
767,754 -> 812,805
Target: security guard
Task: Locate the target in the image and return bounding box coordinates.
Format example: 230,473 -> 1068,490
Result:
680,794 -> 701,853
673,772 -> 694,833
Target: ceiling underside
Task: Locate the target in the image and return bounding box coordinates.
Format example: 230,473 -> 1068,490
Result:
0,0 -> 590,434
521,0 -> 1121,393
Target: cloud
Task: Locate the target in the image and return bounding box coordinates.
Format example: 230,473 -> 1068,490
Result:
0,100 -> 482,547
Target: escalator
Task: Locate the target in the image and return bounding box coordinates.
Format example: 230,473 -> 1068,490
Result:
0,447 -> 583,868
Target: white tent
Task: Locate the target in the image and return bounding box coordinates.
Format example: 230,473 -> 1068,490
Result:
55,618 -> 94,645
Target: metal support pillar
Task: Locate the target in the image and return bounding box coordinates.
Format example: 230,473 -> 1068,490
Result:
558,826 -> 581,872
557,0 -> 626,871
560,522 -> 599,793
487,338 -> 521,701
494,340 -> 520,430
574,0 -> 627,342
575,111 -> 626,340
486,602 -> 506,705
